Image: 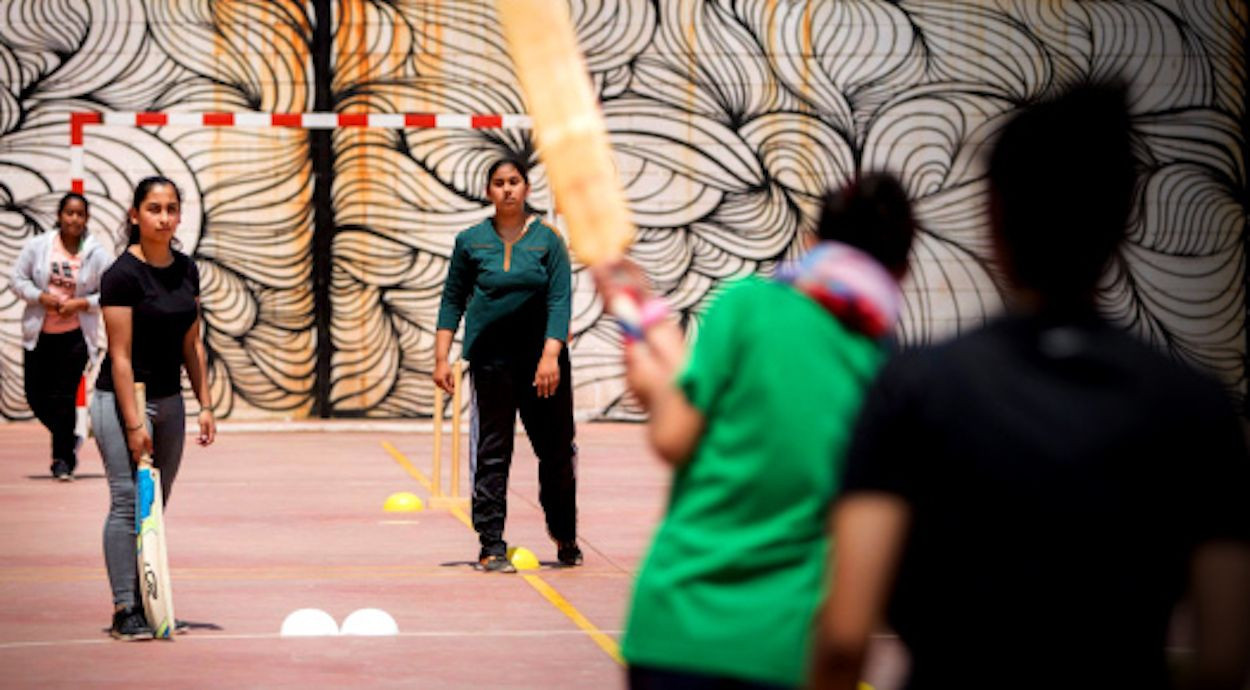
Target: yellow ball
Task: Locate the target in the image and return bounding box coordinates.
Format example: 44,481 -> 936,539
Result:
507,546 -> 540,571
384,491 -> 424,512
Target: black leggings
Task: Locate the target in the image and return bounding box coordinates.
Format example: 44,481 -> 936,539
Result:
23,328 -> 88,471
469,349 -> 577,557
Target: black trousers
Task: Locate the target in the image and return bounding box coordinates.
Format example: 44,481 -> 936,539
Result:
24,328 -> 89,472
470,349 -> 577,557
628,665 -> 793,690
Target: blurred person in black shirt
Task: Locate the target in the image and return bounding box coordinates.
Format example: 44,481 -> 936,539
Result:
811,83 -> 1250,690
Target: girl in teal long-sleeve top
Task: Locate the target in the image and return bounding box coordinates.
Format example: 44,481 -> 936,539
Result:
434,158 -> 581,573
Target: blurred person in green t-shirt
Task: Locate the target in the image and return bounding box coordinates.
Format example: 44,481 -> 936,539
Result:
594,173 -> 916,689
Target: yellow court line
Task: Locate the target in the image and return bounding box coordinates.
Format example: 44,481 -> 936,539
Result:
521,574 -> 624,664
384,439 -> 471,529
381,440 -> 434,492
381,440 -> 623,666
448,504 -> 473,530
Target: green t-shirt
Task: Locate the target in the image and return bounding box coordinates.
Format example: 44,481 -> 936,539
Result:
436,217 -> 571,362
621,276 -> 886,686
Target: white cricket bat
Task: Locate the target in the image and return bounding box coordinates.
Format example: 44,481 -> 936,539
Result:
134,382 -> 176,639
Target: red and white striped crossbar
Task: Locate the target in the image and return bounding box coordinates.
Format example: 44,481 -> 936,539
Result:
69,111 -> 533,193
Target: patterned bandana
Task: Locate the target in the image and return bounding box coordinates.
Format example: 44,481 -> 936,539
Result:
774,241 -> 902,339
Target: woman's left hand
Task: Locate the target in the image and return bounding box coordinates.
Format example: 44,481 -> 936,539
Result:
197,408 -> 216,446
533,354 -> 560,398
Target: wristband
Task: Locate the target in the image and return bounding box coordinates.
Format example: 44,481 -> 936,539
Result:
125,423 -> 143,432
639,297 -> 671,330
609,294 -> 671,343
608,293 -> 644,342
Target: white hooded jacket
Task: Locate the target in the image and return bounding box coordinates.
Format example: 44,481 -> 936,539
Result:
10,230 -> 114,359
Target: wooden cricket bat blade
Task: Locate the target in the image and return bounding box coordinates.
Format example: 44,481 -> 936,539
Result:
495,0 -> 635,266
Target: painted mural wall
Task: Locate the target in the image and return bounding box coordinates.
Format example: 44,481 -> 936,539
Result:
0,0 -> 1245,420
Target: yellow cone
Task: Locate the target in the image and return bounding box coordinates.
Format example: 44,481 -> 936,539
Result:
507,546 -> 540,571
384,491 -> 424,512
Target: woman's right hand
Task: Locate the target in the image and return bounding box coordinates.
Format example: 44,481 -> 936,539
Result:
127,426 -> 153,463
38,291 -> 63,311
432,360 -> 455,394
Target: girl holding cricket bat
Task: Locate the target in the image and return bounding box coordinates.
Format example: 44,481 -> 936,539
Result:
434,157 -> 581,574
92,176 -> 215,640
11,192 -> 112,481
595,174 -> 916,689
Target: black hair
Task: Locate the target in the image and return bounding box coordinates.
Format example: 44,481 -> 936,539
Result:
485,157 -> 539,216
125,175 -> 182,246
56,192 -> 89,221
987,81 -> 1135,306
816,172 -> 916,276
486,157 -> 530,189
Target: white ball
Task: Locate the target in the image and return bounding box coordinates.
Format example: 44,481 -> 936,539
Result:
280,608 -> 339,637
340,608 -> 399,636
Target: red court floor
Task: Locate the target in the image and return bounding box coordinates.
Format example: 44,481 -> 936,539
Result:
0,420 -> 906,689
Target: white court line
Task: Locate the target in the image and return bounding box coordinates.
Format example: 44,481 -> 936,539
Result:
0,628 -> 625,650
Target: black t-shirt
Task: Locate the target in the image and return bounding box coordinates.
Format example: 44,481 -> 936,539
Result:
841,313 -> 1250,690
97,250 -> 201,398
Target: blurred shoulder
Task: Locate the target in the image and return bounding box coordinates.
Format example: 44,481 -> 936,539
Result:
530,218 -> 566,246
103,249 -> 139,275
174,249 -> 199,277
699,276 -> 778,318
81,234 -> 111,259
871,320 -> 1009,389
19,230 -> 54,256
457,219 -> 494,242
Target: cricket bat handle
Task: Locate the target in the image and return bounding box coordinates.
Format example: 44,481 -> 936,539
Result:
134,382 -> 153,468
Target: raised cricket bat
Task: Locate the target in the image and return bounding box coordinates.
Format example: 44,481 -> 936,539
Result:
134,382 -> 176,639
495,0 -> 635,266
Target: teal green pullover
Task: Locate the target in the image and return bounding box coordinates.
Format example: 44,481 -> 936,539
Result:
436,217 -> 572,362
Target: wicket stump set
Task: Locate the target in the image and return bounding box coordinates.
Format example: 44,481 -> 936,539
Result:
431,361 -> 469,510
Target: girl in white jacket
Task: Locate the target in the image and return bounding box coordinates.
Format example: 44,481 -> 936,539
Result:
10,193 -> 113,480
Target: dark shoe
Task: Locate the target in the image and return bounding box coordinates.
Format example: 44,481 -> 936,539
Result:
476,554 -> 517,574
51,459 -> 72,482
109,606 -> 153,641
556,541 -> 583,567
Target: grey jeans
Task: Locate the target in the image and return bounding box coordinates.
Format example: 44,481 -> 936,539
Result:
91,389 -> 184,608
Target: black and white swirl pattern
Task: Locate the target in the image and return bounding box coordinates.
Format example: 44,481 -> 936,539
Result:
0,0 -> 1244,420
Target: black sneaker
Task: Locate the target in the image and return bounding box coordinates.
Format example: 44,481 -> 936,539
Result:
109,606 -> 153,641
556,541 -> 584,567
476,554 -> 517,573
51,459 -> 72,482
